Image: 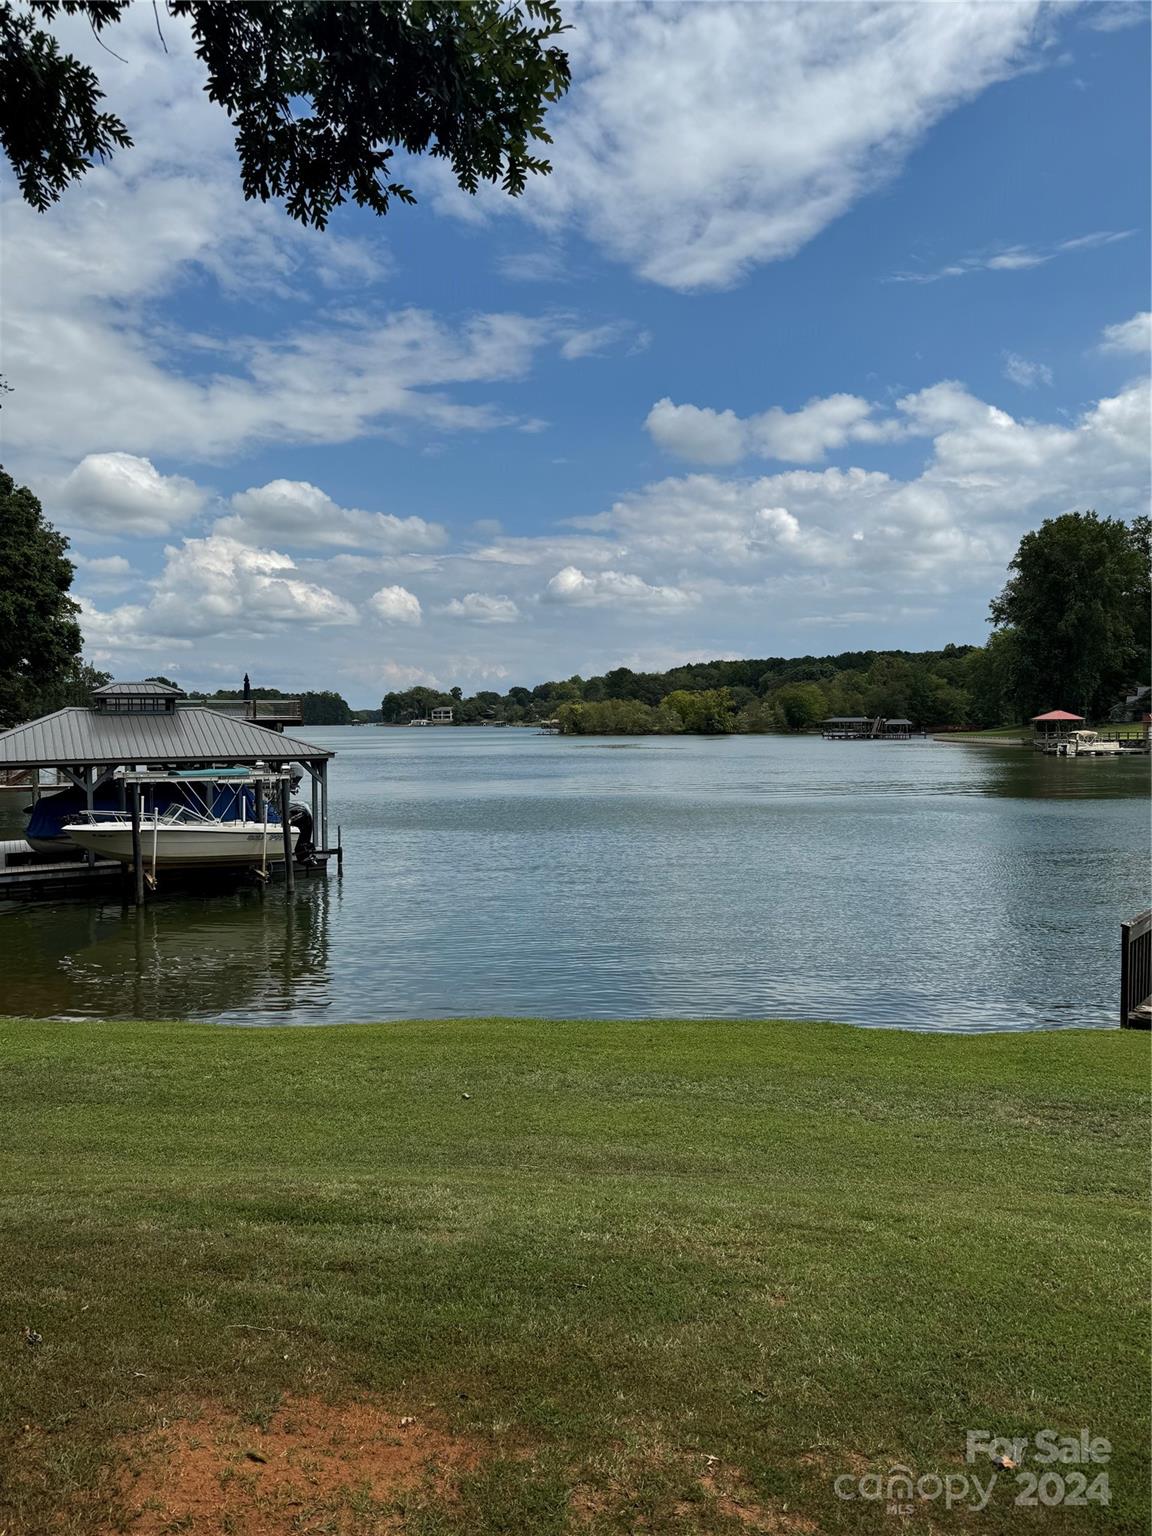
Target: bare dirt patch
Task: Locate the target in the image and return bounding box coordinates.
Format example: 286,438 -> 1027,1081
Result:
693,1463 -> 818,1533
103,1395 -> 481,1535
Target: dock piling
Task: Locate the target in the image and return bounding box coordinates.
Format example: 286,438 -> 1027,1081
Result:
280,776 -> 295,893
130,782 -> 144,905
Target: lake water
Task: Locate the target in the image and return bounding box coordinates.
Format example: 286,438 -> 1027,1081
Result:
0,728 -> 1147,1031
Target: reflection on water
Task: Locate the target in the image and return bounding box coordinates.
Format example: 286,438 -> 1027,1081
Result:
0,880 -> 333,1022
0,731 -> 1147,1031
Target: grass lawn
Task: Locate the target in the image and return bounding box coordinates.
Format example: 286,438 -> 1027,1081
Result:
936,726 -> 1029,740
0,1018 -> 1148,1535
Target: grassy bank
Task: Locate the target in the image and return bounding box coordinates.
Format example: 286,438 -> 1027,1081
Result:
1,1018 -> 1147,1535
935,725 -> 1028,741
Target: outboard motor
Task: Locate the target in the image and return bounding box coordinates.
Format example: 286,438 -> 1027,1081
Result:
289,802 -> 315,862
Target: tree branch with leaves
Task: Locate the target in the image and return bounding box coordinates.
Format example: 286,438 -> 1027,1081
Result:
0,0 -> 570,225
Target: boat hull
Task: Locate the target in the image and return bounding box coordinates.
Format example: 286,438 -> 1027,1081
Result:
62,822 -> 299,866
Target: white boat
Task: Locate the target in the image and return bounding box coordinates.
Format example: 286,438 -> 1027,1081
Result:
1046,730 -> 1126,758
61,767 -> 300,869
62,807 -> 299,866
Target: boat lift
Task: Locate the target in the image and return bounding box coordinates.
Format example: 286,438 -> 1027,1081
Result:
113,767 -> 299,901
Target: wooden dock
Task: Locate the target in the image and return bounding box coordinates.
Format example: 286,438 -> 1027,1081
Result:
0,840 -> 339,902
1121,910 -> 1152,1028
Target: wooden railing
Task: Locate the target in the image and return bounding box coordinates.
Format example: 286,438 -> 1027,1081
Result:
1120,910 -> 1151,1028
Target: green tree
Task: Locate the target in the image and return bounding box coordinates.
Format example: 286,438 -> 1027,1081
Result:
300,690 -> 352,725
734,698 -> 777,734
1,0 -> 570,225
0,467 -> 82,726
661,689 -> 734,734
962,631 -> 1020,727
773,682 -> 826,732
36,659 -> 111,712
557,699 -> 658,735
989,512 -> 1149,718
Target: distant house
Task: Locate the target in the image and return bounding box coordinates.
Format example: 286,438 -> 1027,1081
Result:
430,707 -> 454,725
1111,684 -> 1151,723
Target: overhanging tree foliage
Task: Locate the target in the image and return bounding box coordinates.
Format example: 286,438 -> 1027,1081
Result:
0,0 -> 570,225
0,467 -> 83,727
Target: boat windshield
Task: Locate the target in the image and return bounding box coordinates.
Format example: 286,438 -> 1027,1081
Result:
65,805 -> 250,827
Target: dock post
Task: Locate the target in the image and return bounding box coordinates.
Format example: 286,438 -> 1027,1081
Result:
84,765 -> 96,867
280,775 -> 295,893
337,824 -> 343,873
130,781 -> 144,905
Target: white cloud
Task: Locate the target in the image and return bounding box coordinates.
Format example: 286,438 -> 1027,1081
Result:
645,400 -> 747,466
1002,352 -> 1053,388
58,452 -> 208,535
439,593 -> 521,624
77,599 -> 182,661
1081,2 -> 1149,31
751,395 -> 903,462
424,1 -> 1051,289
647,392 -> 902,465
72,554 -> 138,594
495,247 -> 570,283
888,230 -> 1133,283
468,533 -> 625,569
369,586 -> 423,625
151,536 -> 358,634
1099,312 -> 1151,356
220,479 -> 446,552
378,661 -> 443,690
79,534 -> 358,657
543,566 -> 699,611
559,321 -> 645,360
985,249 -> 1050,272
602,379 -> 1152,592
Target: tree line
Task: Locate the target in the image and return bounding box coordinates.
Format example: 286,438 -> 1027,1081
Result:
384,648 -> 979,734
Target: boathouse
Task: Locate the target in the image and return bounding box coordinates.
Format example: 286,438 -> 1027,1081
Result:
821,716 -> 915,740
821,716 -> 871,739
1030,709 -> 1085,747
0,680 -> 334,897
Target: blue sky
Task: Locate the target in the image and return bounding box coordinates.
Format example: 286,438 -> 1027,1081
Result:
2,1 -> 1148,704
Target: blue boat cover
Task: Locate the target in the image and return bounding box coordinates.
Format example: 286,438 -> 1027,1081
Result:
26,782 -> 281,842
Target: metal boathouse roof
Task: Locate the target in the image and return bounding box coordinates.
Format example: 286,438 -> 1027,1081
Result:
0,707 -> 333,769
90,679 -> 186,698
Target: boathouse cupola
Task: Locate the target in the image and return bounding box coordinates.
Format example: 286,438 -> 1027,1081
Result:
90,680 -> 186,715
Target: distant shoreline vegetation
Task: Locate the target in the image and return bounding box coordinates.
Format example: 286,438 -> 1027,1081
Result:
383,646 -> 988,735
